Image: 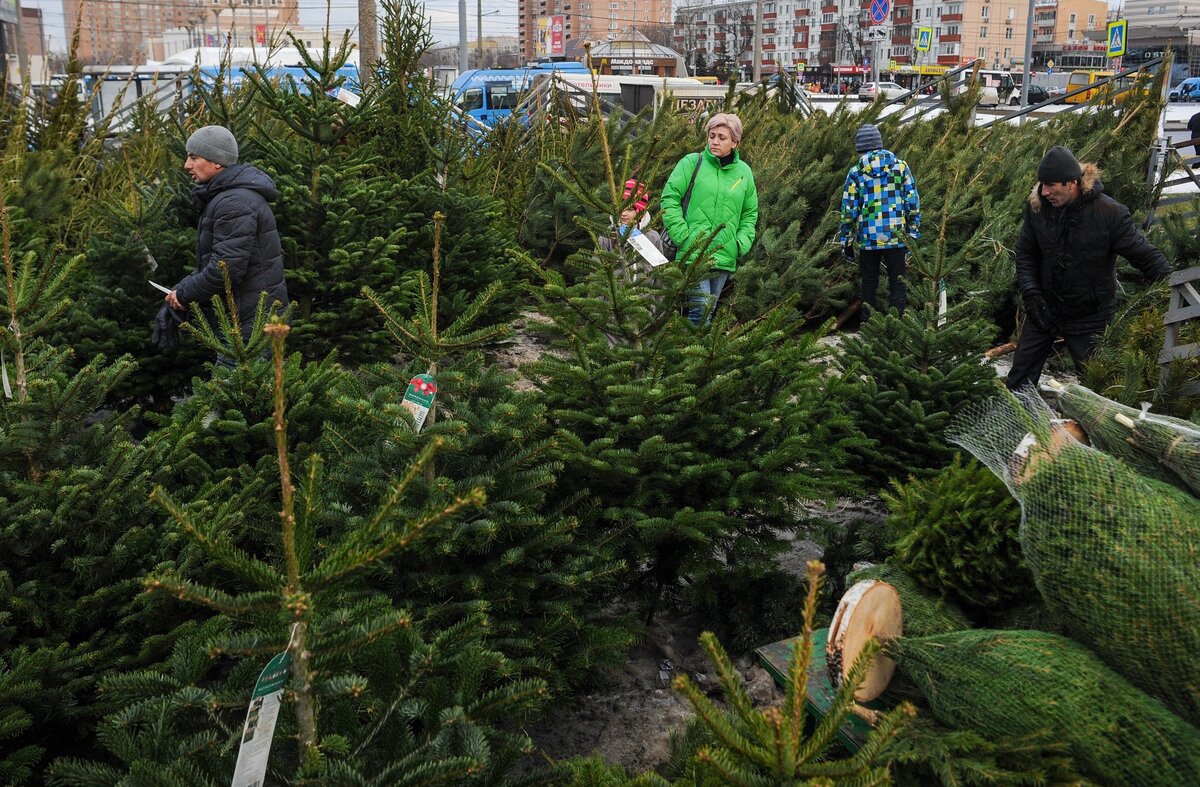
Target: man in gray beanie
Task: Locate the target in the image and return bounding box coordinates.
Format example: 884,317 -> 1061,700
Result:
166,125 -> 288,363
1007,145 -> 1171,390
836,123 -> 921,323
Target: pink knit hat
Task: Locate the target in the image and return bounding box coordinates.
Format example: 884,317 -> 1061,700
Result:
624,178 -> 650,212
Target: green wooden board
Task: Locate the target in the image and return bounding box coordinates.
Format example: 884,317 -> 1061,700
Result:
754,628 -> 881,752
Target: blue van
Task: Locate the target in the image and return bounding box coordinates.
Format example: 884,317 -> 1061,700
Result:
1170,77 -> 1200,102
449,61 -> 589,127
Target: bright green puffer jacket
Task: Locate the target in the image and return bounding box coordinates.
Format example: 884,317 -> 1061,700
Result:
660,148 -> 759,272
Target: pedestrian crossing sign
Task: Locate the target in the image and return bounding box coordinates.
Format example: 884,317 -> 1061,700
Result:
916,27 -> 933,52
1107,20 -> 1127,58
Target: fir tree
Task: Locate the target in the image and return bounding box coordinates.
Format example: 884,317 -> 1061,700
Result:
51,321 -> 551,780
837,305 -> 998,488
883,455 -> 1032,615
220,7 -> 528,365
336,213 -> 635,693
0,191 -> 202,774
530,143 -> 863,616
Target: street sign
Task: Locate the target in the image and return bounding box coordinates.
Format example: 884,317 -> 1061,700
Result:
1107,20 -> 1127,58
865,26 -> 888,42
870,0 -> 891,25
915,27 -> 933,52
863,57 -> 871,67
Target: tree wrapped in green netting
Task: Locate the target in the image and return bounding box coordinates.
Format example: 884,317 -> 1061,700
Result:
949,388 -> 1200,727
1053,381 -> 1200,496
846,562 -> 970,638
889,629 -> 1200,786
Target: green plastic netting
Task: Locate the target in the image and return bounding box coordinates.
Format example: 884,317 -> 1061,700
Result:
846,561 -> 971,637
1055,382 -> 1200,497
948,387 -> 1200,727
890,629 -> 1200,785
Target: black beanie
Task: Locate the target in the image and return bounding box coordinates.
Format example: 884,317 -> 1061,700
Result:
1037,145 -> 1082,183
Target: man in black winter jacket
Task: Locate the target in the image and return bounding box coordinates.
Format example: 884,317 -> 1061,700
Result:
1007,146 -> 1172,390
166,125 -> 289,360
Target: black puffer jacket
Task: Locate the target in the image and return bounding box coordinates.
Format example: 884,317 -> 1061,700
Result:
175,164 -> 288,336
1015,163 -> 1170,331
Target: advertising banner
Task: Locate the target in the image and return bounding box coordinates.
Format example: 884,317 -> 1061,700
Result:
536,15 -> 565,57
0,0 -> 18,25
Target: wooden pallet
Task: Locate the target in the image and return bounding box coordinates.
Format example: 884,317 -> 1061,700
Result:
1161,265 -> 1200,395
754,628 -> 884,753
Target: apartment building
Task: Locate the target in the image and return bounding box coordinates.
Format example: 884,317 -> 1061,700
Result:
675,0 -> 824,76
518,0 -> 673,62
899,0 -> 1030,69
65,0 -> 301,65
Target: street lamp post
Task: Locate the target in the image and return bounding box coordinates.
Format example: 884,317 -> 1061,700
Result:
1020,0 -> 1034,114
226,0 -> 240,47
212,9 -> 222,48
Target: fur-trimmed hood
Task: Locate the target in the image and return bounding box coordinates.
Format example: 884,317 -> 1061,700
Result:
1028,162 -> 1102,211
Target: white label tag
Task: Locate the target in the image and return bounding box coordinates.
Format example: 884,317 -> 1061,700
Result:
627,232 -> 669,268
1,350 -> 10,399
231,650 -> 291,787
333,87 -> 360,107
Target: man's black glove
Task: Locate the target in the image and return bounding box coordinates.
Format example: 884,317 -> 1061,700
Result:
1022,291 -> 1061,335
841,243 -> 855,262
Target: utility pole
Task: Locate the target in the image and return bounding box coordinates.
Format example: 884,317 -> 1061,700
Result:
359,0 -> 378,85
476,0 -> 482,66
1020,0 -> 1033,116
13,0 -> 29,83
752,0 -> 763,81
458,0 -> 467,72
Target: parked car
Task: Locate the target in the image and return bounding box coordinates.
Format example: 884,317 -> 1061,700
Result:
1170,77 -> 1200,102
858,81 -> 908,101
1009,84 -> 1051,105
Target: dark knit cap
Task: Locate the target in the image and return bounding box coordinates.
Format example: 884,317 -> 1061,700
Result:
186,125 -> 238,167
1037,145 -> 1082,183
855,124 -> 883,153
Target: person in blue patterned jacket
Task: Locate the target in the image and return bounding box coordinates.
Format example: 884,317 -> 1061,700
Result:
836,123 -> 921,319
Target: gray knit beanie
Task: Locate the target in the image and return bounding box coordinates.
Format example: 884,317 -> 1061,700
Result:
855,123 -> 883,153
186,125 -> 238,167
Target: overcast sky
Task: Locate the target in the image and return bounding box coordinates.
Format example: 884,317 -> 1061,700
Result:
23,0 -> 519,53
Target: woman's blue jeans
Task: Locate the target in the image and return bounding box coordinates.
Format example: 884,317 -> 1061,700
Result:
688,271 -> 730,326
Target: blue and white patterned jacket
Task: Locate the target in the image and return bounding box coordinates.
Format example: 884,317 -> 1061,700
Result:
836,148 -> 921,250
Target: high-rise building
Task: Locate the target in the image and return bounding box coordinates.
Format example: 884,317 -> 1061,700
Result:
65,0 -> 301,65
676,0 -> 817,78
517,0 -> 673,62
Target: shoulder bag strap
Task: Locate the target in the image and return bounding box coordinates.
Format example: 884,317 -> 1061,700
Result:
680,152 -> 704,217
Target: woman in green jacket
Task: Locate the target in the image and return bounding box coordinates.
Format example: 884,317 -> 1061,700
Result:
660,113 -> 759,325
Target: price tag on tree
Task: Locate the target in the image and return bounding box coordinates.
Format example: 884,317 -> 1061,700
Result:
626,231 -> 670,267
402,374 -> 438,432
231,650 -> 292,787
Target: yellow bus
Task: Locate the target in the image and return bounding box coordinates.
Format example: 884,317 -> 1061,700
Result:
1065,69 -> 1152,105
1064,70 -> 1113,104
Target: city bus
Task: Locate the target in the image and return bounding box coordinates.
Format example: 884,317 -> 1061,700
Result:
448,61 -> 590,127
